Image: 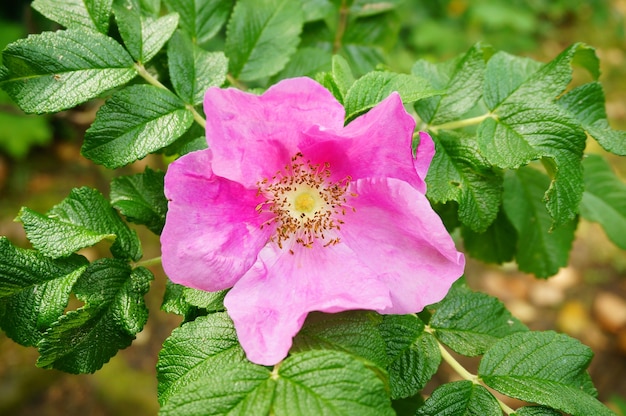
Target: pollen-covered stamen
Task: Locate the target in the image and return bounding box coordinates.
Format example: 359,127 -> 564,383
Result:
257,152 -> 354,250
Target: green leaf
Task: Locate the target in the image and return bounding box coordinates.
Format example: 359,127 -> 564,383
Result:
0,97 -> 52,158
413,43 -> 489,124
0,29 -> 136,114
350,0 -> 404,16
164,0 -> 232,45
160,350 -> 395,416
302,0 -> 334,22
0,238 -> 88,346
378,314 -> 441,399
344,71 -> 439,121
514,406 -> 563,416
272,47 -> 332,81
292,311 -> 388,369
331,54 -> 355,101
17,187 -> 141,261
558,82 -> 626,156
32,0 -> 113,33
425,132 -> 503,232
110,167 -> 168,235
479,331 -> 615,416
429,285 -> 528,356
36,259 -> 153,373
461,209 -> 517,264
415,381 -> 501,416
157,313 -> 246,405
502,167 -> 577,277
82,84 -> 194,168
114,4 -> 179,63
168,30 -> 228,105
160,279 -> 201,320
483,51 -> 542,110
225,0 -> 304,81
182,287 -> 227,311
580,154 -> 626,250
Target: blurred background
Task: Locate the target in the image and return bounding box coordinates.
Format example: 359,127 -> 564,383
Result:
0,0 -> 625,414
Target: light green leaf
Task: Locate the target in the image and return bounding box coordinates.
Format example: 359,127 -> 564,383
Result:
168,30 -> 228,105
344,71 -> 439,121
36,259 -> 153,373
514,406 -> 563,416
580,154 -> 626,250
182,287 -> 227,311
378,314 -> 441,399
301,0 -> 334,22
0,29 -> 136,113
429,285 -> 528,356
164,0 -> 232,45
416,381 -> 501,416
350,0 -> 404,17
0,238 -> 88,347
483,51 -> 542,109
17,187 -> 142,261
225,0 -> 304,81
32,0 -> 113,33
503,167 -> 577,277
82,84 -> 194,168
272,47 -> 332,82
331,54 -> 355,100
479,331 -> 614,416
110,167 -> 168,235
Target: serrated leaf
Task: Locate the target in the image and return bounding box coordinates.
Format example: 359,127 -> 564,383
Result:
514,406 -> 563,416
160,279 -> 200,320
344,71 -> 439,121
0,238 -> 88,346
416,381 -> 501,416
291,311 -> 388,369
36,259 -> 152,373
461,209 -> 517,264
82,84 -> 194,168
182,287 -> 227,311
17,187 -> 141,261
429,285 -> 528,356
114,4 -> 179,63
378,314 -> 441,399
413,43 -> 488,124
164,0 -> 232,45
479,331 -> 614,416
32,0 -> 113,33
225,0 -> 304,81
168,30 -> 227,105
160,350 -> 394,416
502,167 -> 577,277
579,154 -> 626,250
0,29 -> 136,114
331,54 -> 355,100
558,82 -> 626,156
157,313 -> 246,405
110,167 -> 168,235
425,132 -> 503,232
483,51 -> 542,109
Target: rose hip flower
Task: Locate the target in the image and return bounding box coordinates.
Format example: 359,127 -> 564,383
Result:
161,77 -> 465,365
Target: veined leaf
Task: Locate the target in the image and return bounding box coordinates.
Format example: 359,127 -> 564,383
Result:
416,381 -> 501,416
32,0 -> 113,33
164,0 -> 232,45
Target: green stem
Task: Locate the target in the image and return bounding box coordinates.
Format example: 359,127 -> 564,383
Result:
333,0 -> 349,54
134,256 -> 162,268
187,104 -> 206,129
428,113 -> 494,133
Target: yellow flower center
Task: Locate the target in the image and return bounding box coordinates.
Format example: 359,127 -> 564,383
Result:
293,191 -> 317,214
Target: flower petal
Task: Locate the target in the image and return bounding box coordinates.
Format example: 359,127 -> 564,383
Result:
224,243 -> 392,365
413,131 -> 435,193
160,149 -> 272,291
340,177 -> 465,314
204,77 -> 345,188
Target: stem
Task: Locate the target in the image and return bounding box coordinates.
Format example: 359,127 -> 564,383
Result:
226,73 -> 247,91
333,0 -> 349,54
428,113 -> 494,133
134,256 -> 162,268
187,104 -> 206,129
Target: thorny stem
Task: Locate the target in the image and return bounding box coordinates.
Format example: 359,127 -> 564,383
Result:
134,62 -> 207,129
427,112 -> 495,133
425,326 -> 516,415
333,0 -> 350,54
133,256 -> 162,268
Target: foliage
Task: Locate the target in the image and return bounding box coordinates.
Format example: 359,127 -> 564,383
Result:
0,0 -> 624,415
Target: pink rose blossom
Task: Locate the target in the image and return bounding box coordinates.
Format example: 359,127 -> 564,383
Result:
160,77 -> 465,365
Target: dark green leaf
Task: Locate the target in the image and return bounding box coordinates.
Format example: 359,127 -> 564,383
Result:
82,84 -> 194,168
0,238 -> 88,346
344,71 -> 439,121
182,287 -> 227,311
514,406 -> 563,416
378,314 -> 441,399
461,209 -> 517,264
429,285 -> 527,356
580,154 -> 626,250
114,4 -> 179,63
502,167 -> 577,277
17,187 -> 141,261
425,132 -> 503,232
0,29 -> 136,113
37,260 -> 153,373
32,0 -> 113,33
558,82 -> 626,156
160,279 -> 201,320
479,331 -> 614,416
168,30 -> 227,105
157,313 -> 246,405
225,0 -> 304,81
415,381 -> 501,416
110,167 -> 168,235
164,0 -> 232,45
292,311 -> 388,369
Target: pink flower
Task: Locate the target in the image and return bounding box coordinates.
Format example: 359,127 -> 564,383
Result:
160,77 -> 465,365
